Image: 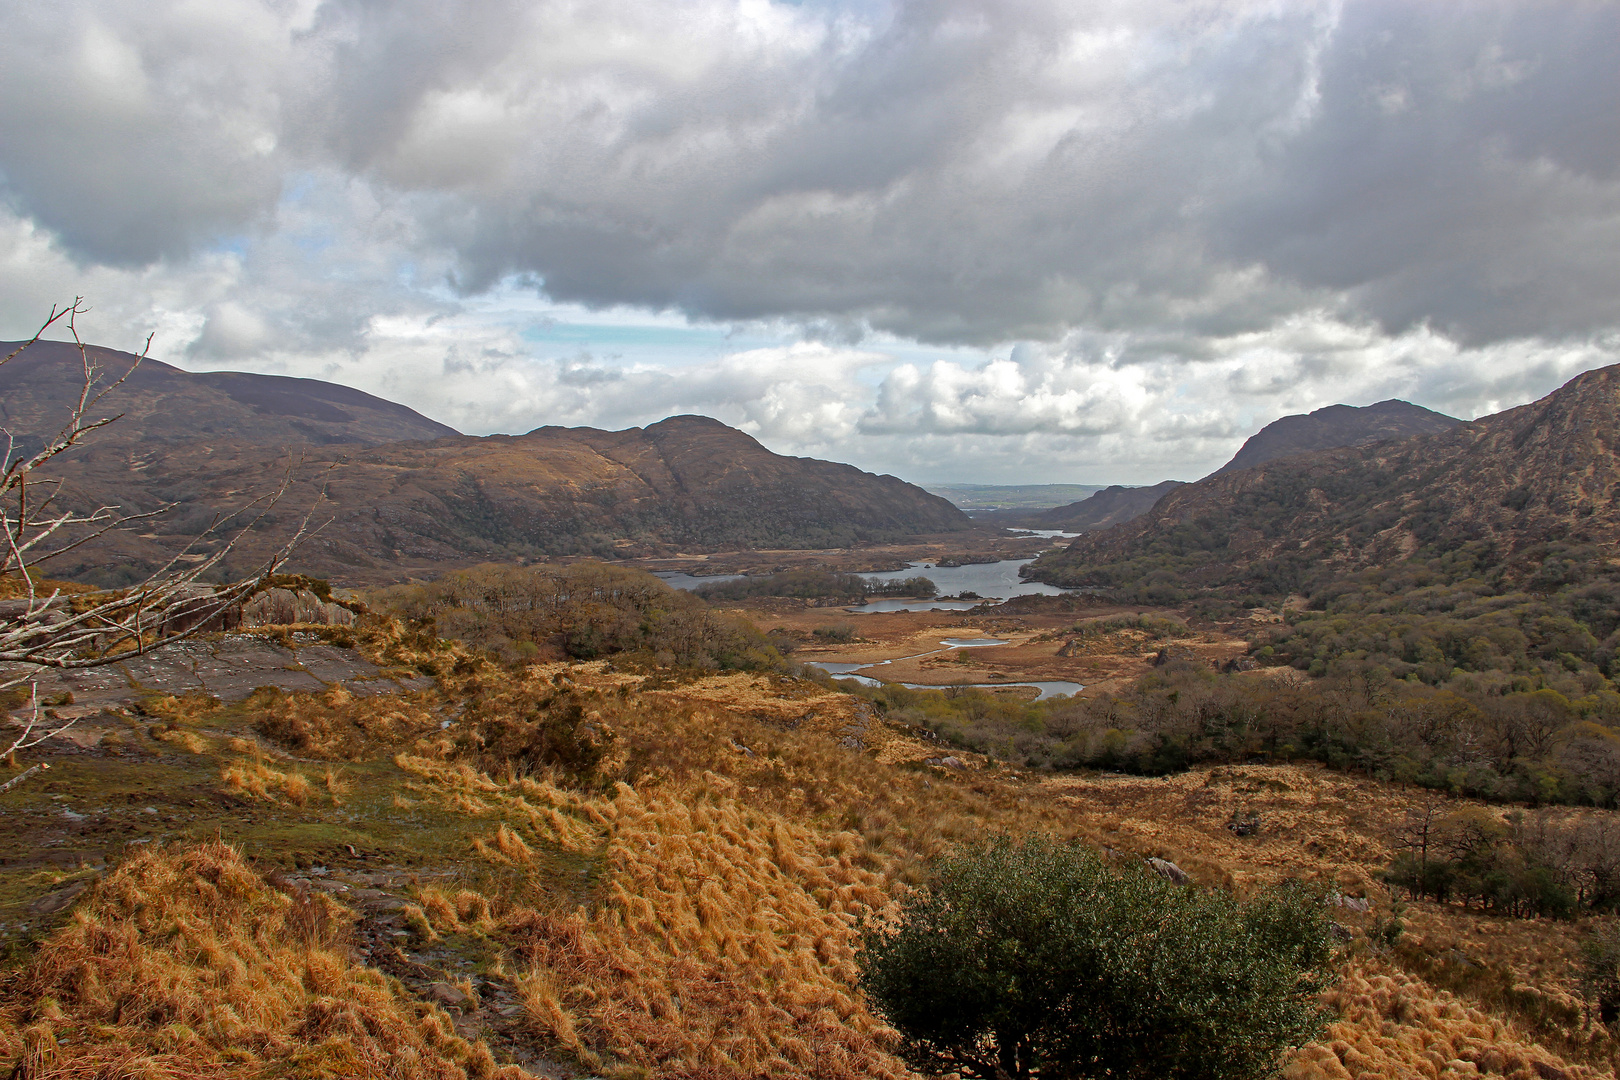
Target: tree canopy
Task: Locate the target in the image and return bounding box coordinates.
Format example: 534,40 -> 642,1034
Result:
859,835 -> 1334,1080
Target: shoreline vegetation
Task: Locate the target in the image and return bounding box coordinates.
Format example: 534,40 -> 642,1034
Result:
692,569 -> 939,605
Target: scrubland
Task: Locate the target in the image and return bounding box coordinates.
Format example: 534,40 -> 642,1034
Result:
2,608 -> 1619,1079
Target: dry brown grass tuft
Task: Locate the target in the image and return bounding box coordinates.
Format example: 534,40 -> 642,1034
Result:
221,758 -> 331,807
253,683 -> 441,760
496,779 -> 911,1079
1285,959 -> 1603,1080
152,726 -> 211,754
0,841 -> 526,1079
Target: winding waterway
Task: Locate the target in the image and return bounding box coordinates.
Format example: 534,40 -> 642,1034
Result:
656,536 -> 1085,698
804,638 -> 1084,701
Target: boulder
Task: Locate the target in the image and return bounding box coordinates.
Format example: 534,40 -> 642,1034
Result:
1152,644 -> 1199,667
1226,810 -> 1261,837
240,587 -> 356,627
425,981 -> 470,1008
1147,857 -> 1190,885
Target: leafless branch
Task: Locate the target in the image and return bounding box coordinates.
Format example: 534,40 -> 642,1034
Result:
0,301 -> 322,788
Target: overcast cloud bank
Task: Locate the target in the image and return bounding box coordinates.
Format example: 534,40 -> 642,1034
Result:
2,0 -> 1617,482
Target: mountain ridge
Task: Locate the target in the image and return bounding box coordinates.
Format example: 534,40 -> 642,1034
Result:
6,344 -> 971,585
0,339 -> 459,449
1026,364 -> 1620,592
1214,398 -> 1461,476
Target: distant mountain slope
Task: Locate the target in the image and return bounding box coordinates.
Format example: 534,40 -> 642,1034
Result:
13,341 -> 971,583
0,339 -> 459,448
927,483 -> 1107,510
1023,481 -> 1186,532
1215,399 -> 1461,475
1026,365 -> 1620,593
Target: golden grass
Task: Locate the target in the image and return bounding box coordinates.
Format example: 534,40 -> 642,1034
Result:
221,758 -> 331,807
1287,960 -> 1606,1080
489,779 -> 910,1078
251,683 -> 441,760
152,726 -> 211,754
6,618 -> 1616,1079
0,841 -> 526,1079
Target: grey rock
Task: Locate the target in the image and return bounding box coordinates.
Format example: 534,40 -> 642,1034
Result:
1152,644 -> 1199,667
30,878 -> 93,915
426,981 -> 471,1008
1147,857 -> 1190,885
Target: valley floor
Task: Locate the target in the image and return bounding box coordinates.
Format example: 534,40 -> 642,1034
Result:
1,622 -> 1616,1079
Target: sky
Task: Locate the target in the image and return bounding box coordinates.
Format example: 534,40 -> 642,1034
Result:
1,0 -> 1617,485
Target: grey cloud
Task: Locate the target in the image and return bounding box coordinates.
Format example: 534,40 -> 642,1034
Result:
555,355 -> 626,386
0,3 -> 287,265
6,0 -> 1620,489
1213,1 -> 1620,345
7,0 -> 1620,349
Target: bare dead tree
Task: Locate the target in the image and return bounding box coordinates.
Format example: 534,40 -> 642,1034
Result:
0,300 -> 321,775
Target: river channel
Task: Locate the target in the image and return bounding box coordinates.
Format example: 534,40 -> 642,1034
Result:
656,533 -> 1085,699
804,638 -> 1084,701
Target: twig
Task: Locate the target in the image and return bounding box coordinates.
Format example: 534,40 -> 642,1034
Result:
0,761 -> 49,795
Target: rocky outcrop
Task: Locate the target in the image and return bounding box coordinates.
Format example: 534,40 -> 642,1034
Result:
1147,857 -> 1190,885
239,588 -> 356,627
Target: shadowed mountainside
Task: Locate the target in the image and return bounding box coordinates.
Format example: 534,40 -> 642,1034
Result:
0,339 -> 458,450
1215,398 -> 1461,476
5,342 -> 970,584
1022,481 -> 1187,532
974,400 -> 1461,535
1027,364 -> 1620,592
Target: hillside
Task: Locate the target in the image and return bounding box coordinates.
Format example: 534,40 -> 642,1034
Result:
3,604 -> 1614,1080
7,343 -> 971,584
1022,480 -> 1187,532
1215,398 -> 1462,475
0,339 -> 458,449
1027,363 -> 1620,592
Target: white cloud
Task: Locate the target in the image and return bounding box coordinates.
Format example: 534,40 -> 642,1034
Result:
1,0 -> 1619,486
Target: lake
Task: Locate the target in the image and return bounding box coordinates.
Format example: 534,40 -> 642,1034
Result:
655,535 -> 1081,614
847,558 -> 1071,612
654,570 -> 747,591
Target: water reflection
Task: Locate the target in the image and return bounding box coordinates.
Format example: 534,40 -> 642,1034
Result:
655,552 -> 1080,614
804,637 -> 1082,700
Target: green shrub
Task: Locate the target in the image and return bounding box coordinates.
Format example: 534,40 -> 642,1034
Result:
1582,923 -> 1620,1026
369,561 -> 783,672
859,835 -> 1334,1080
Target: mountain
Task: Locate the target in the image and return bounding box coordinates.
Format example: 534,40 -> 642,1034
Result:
1020,481 -> 1187,532
1026,364 -> 1620,592
968,401 -> 1458,537
7,342 -> 970,584
927,483 -> 1107,510
0,339 -> 458,450
1214,399 -> 1461,475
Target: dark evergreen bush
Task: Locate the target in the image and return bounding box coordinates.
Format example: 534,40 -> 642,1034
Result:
859,835 -> 1334,1080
